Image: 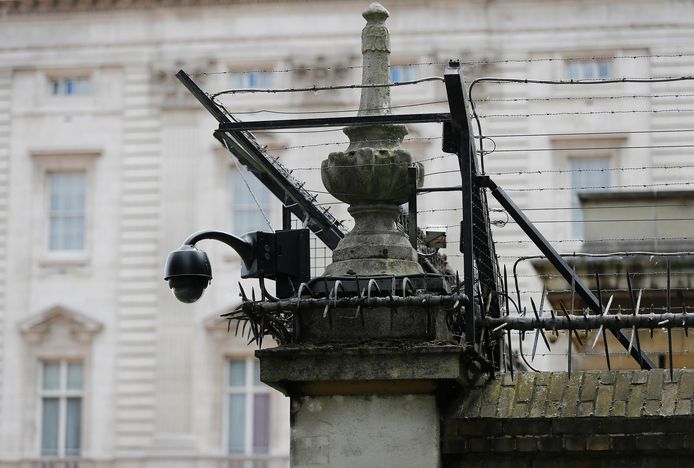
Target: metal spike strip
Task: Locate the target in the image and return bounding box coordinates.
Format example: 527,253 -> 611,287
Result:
668,261 -> 674,381
478,312 -> 694,331
626,272 -> 646,369
231,293 -> 469,313
531,287 -> 545,361
503,267 -> 512,380
595,272 -> 611,370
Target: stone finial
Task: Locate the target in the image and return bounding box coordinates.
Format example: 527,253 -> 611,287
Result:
320,3 -> 423,277
363,2 -> 389,23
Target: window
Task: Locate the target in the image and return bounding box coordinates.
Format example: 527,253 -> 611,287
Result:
231,169 -> 271,235
48,172 -> 86,252
225,359 -> 271,456
230,71 -> 273,89
566,60 -> 612,80
50,77 -> 91,96
40,361 -> 83,458
390,65 -> 416,83
569,157 -> 611,238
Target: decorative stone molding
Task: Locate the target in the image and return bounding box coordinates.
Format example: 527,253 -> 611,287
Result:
18,305 -> 103,344
4,0 -> 342,15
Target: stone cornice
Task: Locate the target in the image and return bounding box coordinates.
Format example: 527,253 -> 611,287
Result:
1,0 -> 350,15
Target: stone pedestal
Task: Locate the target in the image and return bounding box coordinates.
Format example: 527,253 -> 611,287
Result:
256,4 -> 487,467
291,395 -> 438,468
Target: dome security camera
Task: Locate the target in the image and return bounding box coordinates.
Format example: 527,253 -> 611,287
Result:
164,245 -> 212,303
164,230 -> 256,304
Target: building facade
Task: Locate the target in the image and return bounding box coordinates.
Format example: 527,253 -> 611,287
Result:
1,0 -> 694,466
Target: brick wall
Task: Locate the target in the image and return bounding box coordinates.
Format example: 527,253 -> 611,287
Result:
443,370 -> 694,467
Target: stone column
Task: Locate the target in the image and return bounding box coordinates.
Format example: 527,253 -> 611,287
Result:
258,4 -> 486,467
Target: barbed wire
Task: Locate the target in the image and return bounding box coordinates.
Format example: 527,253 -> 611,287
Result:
480,108 -> 694,118
503,180 -> 694,192
511,269 -> 694,279
420,203 -> 694,214
224,100 -> 448,116
211,76 -> 444,97
426,163 -> 694,178
478,93 -> 694,103
438,215 -> 694,228
486,128 -> 694,139
191,52 -> 694,77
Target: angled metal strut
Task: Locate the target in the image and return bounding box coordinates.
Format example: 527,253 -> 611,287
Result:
175,70 -> 344,250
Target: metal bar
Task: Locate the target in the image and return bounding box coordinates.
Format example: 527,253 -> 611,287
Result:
282,205 -> 292,230
175,70 -> 345,250
217,113 -> 451,132
233,293 -> 469,313
408,166 -> 418,250
444,62 -> 476,348
481,176 -> 655,369
595,272 -> 611,370
626,272 -> 646,369
417,185 -> 463,193
479,313 -> 694,331
175,69 -> 231,123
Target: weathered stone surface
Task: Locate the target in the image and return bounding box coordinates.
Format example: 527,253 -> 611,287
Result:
319,1 -> 423,276
296,303 -> 451,344
257,342 -> 486,396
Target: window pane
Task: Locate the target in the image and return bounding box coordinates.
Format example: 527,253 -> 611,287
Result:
570,157 -> 611,238
253,360 -> 262,386
231,170 -> 271,234
41,398 -> 60,456
228,360 -> 245,387
42,362 -> 61,390
228,394 -> 246,453
48,172 -> 86,251
67,363 -> 83,390
253,394 -> 270,454
65,398 -> 81,456
51,77 -> 91,96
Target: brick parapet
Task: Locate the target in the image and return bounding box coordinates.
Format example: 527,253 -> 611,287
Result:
443,369 -> 694,461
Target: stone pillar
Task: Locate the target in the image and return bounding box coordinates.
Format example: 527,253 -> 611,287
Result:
257,4 -> 486,467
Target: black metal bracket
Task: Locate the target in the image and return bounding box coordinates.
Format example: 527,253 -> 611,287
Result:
217,113 -> 450,132
241,229 -> 310,298
444,61 -> 502,357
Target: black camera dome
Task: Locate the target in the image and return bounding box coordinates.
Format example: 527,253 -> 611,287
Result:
164,246 -> 212,303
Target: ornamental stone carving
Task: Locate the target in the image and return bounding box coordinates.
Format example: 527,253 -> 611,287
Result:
321,2 -> 423,276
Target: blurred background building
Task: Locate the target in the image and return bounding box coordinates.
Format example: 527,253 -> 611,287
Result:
1,0 -> 694,466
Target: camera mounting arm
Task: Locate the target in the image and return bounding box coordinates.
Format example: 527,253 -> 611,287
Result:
182,230 -> 255,268
164,228 -> 310,304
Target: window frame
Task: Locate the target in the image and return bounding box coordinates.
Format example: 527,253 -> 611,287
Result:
551,137 -> 624,242
567,155 -> 613,239
565,59 -> 613,81
389,64 -> 417,84
223,357 -> 272,456
38,360 -> 84,458
49,76 -> 92,97
46,171 -> 87,253
31,152 -> 99,266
